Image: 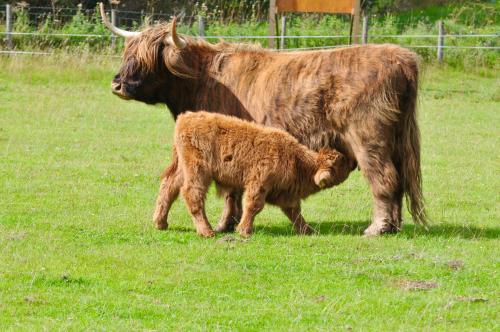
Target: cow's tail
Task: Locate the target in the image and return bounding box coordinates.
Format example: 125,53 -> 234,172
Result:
399,56 -> 427,227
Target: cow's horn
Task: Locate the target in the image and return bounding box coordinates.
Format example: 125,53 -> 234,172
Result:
167,17 -> 187,49
99,3 -> 139,38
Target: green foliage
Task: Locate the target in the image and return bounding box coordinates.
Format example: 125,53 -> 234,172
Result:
0,56 -> 499,330
0,2 -> 497,69
2,5 -> 123,52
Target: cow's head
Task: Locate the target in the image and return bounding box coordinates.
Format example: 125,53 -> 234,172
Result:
99,3 -> 192,105
314,149 -> 352,189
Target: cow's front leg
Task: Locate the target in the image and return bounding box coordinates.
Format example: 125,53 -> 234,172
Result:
215,190 -> 242,233
281,204 -> 315,235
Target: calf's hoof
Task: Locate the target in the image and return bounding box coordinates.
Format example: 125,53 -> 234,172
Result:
155,223 -> 168,231
197,228 -> 215,238
153,213 -> 168,230
153,207 -> 168,230
236,225 -> 252,238
215,221 -> 236,233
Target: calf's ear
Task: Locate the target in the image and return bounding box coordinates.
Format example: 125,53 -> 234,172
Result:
314,169 -> 334,189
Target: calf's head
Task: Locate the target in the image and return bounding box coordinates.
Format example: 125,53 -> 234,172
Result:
314,149 -> 352,189
100,3 -> 191,105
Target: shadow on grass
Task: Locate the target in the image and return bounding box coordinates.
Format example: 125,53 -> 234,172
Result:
254,220 -> 500,239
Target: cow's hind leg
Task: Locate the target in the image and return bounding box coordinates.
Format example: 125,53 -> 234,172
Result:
355,145 -> 400,236
215,190 -> 242,233
390,182 -> 404,233
153,159 -> 183,230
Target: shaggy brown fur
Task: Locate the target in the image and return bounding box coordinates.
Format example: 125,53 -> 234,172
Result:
154,112 -> 352,237
111,22 -> 426,236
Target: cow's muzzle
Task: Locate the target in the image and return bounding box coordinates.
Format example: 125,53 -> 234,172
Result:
111,82 -> 131,100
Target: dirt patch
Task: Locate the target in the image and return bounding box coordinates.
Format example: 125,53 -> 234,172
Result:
445,296 -> 488,309
447,260 -> 464,270
398,280 -> 438,291
456,296 -> 488,303
313,295 -> 327,303
23,295 -> 45,304
5,231 -> 28,241
216,235 -> 247,244
24,295 -> 37,303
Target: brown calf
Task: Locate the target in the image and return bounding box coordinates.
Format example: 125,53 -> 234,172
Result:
153,112 -> 352,237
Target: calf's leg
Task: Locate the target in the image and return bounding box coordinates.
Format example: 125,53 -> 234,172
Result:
281,204 -> 314,235
236,186 -> 267,238
215,190 -> 243,233
181,179 -> 214,237
153,159 -> 183,230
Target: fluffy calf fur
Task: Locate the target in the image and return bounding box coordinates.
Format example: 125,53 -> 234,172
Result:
154,111 -> 352,237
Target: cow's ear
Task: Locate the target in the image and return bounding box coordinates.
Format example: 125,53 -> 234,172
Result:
314,169 -> 334,189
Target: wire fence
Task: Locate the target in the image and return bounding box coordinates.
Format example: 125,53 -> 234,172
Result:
1,31 -> 498,50
1,31 -> 499,39
0,5 -> 498,66
0,6 -> 263,27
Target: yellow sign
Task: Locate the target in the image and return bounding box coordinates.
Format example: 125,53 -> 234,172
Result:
276,0 -> 356,14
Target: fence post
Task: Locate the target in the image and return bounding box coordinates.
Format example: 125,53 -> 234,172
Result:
280,14 -> 286,50
268,0 -> 276,48
437,20 -> 445,63
5,4 -> 12,50
351,0 -> 361,44
111,9 -> 117,49
198,15 -> 205,39
362,15 -> 369,44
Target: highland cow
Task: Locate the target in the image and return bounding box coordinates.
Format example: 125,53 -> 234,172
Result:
154,112 -> 352,237
100,3 -> 426,235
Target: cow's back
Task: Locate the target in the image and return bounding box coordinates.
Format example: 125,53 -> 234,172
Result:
216,44 -> 417,156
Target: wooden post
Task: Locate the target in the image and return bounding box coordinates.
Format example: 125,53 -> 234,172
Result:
362,15 -> 369,44
198,15 -> 205,39
111,9 -> 117,49
268,0 -> 276,48
351,0 -> 361,44
5,4 -> 12,50
280,14 -> 286,49
437,20 -> 445,63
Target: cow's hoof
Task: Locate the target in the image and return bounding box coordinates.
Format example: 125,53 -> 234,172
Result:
297,224 -> 315,235
388,223 -> 402,234
363,223 -> 393,237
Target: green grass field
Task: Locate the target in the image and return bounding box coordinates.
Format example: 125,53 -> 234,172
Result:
0,56 -> 499,330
